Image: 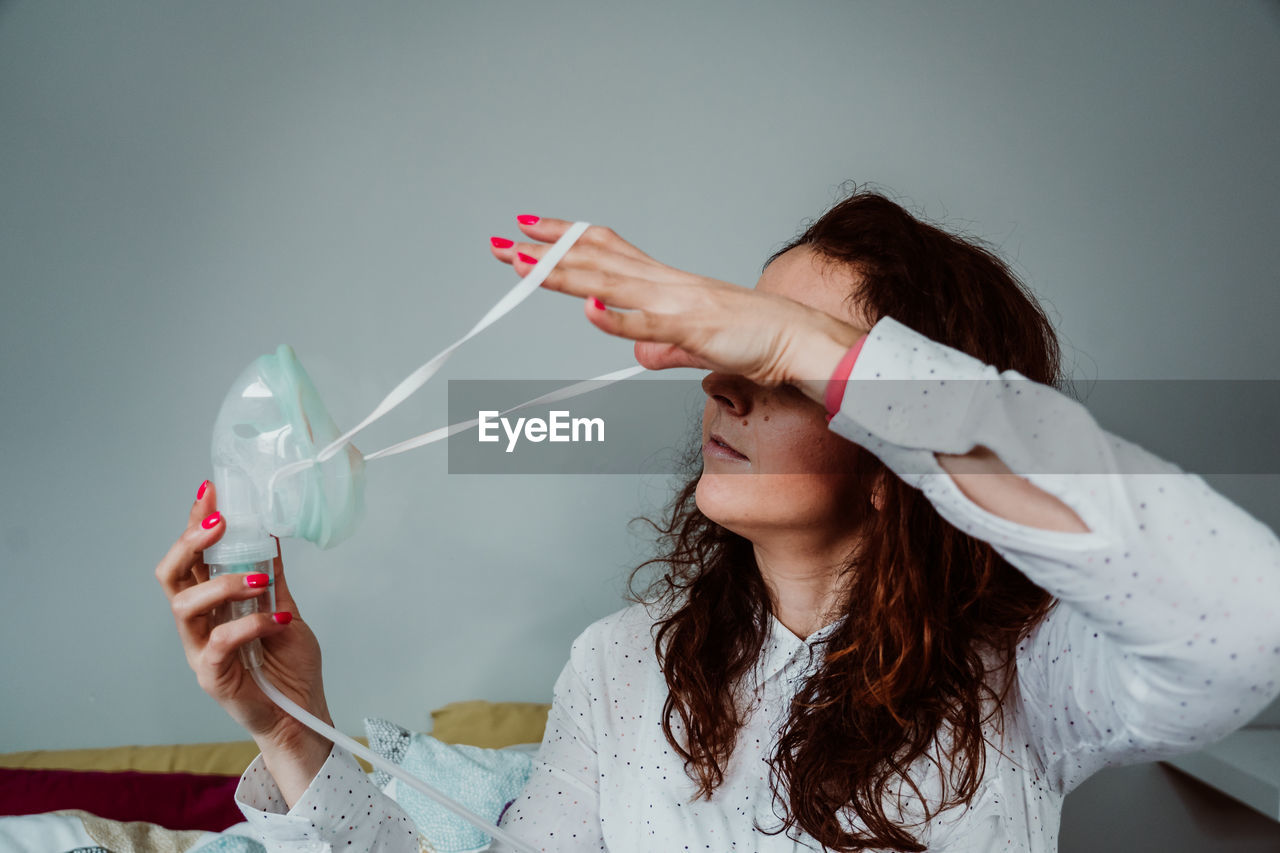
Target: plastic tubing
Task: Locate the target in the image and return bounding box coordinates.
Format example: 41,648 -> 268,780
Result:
246,661 -> 540,853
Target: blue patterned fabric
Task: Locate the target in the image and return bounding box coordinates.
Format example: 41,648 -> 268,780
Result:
191,834 -> 268,852
362,717 -> 534,853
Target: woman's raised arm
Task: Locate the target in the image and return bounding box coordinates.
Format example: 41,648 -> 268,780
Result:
826,314 -> 1280,795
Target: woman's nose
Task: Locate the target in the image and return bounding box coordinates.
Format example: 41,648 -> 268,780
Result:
701,371 -> 754,416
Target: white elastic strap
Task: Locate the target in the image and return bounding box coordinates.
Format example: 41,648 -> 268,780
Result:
317,220 -> 592,464
362,363 -> 647,461
249,664 -> 539,853
267,220 -> 650,498
267,358 -> 646,500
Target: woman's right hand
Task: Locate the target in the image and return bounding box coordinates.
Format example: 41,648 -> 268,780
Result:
155,479 -> 335,762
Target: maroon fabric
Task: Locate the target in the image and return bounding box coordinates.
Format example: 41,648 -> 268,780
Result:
0,767 -> 245,831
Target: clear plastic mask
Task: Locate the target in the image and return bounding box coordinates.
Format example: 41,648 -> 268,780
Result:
204,344 -> 365,564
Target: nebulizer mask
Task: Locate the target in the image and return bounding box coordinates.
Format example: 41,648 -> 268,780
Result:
202,223 -> 641,852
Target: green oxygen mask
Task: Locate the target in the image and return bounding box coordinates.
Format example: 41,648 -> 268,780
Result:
202,343 -> 366,568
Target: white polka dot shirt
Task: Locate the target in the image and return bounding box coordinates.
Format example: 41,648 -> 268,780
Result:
235,314 -> 1280,851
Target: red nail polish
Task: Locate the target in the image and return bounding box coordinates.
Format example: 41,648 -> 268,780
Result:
517,252 -> 538,265
490,236 -> 514,249
197,480 -> 209,500
590,297 -> 605,311
516,214 -> 539,226
245,573 -> 270,588
273,611 -> 293,625
201,511 -> 221,529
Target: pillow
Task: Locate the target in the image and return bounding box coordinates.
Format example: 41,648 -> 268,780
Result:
363,717 -> 534,853
427,700 -> 550,748
0,767 -> 245,831
0,738 -> 374,775
0,741 -> 264,776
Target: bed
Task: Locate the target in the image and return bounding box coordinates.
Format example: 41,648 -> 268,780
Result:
0,699 -> 551,852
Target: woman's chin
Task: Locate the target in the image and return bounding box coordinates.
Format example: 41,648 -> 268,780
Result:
695,472 -> 756,532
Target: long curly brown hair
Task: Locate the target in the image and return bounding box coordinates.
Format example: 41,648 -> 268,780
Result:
622,183 -> 1069,851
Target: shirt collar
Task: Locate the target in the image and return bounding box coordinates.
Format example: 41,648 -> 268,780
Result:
755,610 -> 845,687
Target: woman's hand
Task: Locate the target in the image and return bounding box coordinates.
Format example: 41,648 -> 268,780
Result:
489,217 -> 868,392
155,481 -> 334,765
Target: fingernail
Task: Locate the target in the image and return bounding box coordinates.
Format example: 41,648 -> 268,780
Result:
245,573 -> 270,588
201,511 -> 222,529
516,214 -> 539,226
590,297 -> 605,311
197,480 -> 209,500
517,252 -> 538,265
273,611 -> 293,625
490,236 -> 514,249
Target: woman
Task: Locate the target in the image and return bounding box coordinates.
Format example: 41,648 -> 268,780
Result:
155,188 -> 1280,851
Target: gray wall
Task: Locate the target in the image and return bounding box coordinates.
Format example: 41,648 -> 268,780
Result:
2,1 -> 1277,848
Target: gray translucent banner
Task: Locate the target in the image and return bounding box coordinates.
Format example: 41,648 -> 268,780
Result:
445,379 -> 1280,475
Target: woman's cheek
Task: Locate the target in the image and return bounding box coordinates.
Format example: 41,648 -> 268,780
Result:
758,422 -> 831,475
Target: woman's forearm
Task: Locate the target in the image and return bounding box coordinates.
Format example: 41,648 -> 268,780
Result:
807,317 -> 1091,534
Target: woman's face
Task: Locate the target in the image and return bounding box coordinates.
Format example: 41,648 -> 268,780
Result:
695,246 -> 872,542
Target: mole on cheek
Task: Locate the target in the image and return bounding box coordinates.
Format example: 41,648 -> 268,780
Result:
741,419 -> 749,427
763,416 -> 769,422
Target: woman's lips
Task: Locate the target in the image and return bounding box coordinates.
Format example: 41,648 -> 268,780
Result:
704,433 -> 748,461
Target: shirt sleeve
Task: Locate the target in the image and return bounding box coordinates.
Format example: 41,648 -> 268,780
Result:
826,313 -> 1280,797
494,629 -> 606,852
234,742 -> 422,852
823,333 -> 869,422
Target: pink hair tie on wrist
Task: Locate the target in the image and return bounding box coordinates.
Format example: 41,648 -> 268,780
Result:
823,334 -> 868,423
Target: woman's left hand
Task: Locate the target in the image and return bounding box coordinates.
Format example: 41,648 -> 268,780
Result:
489,216 -> 867,390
